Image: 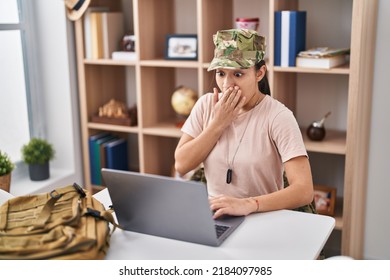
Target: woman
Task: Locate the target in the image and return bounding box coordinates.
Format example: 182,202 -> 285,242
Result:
174,29 -> 313,219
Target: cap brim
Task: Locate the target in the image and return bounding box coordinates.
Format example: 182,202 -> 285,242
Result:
207,57 -> 255,71
66,0 -> 91,21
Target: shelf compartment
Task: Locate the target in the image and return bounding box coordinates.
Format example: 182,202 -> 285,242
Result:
141,135 -> 179,176
137,0 -> 197,61
139,66 -> 198,128
200,0 -> 233,63
302,128 -> 346,155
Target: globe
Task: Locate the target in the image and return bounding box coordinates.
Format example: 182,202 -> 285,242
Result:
171,86 -> 198,117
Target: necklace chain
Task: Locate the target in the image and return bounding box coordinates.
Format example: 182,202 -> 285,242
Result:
226,97 -> 261,184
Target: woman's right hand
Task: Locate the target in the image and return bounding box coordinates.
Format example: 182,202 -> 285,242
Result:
212,86 -> 246,129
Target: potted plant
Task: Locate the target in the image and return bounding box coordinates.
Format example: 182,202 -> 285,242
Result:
0,150 -> 15,192
21,138 -> 55,181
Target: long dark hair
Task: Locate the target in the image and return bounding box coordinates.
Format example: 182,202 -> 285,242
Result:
256,60 -> 271,95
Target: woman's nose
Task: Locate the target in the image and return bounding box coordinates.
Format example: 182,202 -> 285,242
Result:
223,76 -> 234,88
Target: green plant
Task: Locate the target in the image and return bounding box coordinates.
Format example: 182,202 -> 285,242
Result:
0,150 -> 15,176
21,138 -> 55,165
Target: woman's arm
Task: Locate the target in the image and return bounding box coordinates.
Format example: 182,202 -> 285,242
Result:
174,128 -> 223,176
210,156 -> 313,219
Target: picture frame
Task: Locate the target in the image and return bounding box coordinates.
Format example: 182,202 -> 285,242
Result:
165,34 -> 198,60
313,185 -> 336,216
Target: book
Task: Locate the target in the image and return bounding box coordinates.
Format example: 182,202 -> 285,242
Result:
88,132 -> 111,185
83,7 -> 109,59
274,11 -> 306,67
104,138 -> 128,171
296,54 -> 348,69
101,12 -> 124,59
112,51 -> 137,60
298,47 -> 350,58
90,12 -> 104,59
89,133 -> 118,185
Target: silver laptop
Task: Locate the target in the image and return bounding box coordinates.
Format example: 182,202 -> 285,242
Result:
101,168 -> 245,246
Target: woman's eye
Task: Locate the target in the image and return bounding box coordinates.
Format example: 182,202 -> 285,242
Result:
234,72 -> 243,77
216,71 -> 225,77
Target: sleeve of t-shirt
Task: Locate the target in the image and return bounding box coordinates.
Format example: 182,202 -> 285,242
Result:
270,109 -> 307,163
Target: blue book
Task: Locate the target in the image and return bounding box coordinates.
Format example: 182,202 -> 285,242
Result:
104,138 -> 128,171
88,132 -> 111,185
274,11 -> 282,66
92,134 -> 117,185
274,11 -> 306,67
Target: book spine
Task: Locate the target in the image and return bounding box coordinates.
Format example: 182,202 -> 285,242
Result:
102,13 -> 109,59
276,11 -> 306,67
92,135 -> 117,185
88,137 -> 97,185
90,12 -> 104,59
281,11 -> 290,67
102,13 -> 125,59
274,11 -> 282,66
289,11 -> 306,67
88,132 -> 110,185
105,138 -> 129,171
84,11 -> 92,59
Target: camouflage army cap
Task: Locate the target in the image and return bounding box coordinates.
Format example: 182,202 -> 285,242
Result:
207,29 -> 266,71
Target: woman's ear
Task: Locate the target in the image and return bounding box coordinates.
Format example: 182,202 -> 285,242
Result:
256,65 -> 267,82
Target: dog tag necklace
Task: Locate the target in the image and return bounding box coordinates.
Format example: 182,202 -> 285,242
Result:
226,98 -> 260,184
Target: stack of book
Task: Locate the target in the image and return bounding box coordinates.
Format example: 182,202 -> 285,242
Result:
296,47 -> 350,69
84,8 -> 124,59
274,10 -> 307,67
88,132 -> 129,185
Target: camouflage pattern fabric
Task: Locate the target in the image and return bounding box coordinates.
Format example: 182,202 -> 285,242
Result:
208,29 -> 266,71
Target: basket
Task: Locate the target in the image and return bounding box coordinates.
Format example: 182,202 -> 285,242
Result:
0,173 -> 11,192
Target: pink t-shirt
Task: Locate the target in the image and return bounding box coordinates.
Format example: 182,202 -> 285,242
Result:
181,94 -> 307,198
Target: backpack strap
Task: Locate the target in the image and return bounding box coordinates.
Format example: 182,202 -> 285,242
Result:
29,185 -> 80,230
85,207 -> 123,233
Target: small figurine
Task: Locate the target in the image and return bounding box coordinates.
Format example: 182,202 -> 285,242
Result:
98,99 -> 129,119
307,111 -> 331,141
122,34 -> 136,52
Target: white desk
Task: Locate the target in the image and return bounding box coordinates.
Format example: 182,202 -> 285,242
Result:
94,188 -> 335,260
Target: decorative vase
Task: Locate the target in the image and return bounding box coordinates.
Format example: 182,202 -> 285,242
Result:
235,17 -> 260,31
0,173 -> 11,192
29,162 -> 50,181
307,111 -> 331,141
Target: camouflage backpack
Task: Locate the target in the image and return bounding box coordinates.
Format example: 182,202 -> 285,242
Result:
0,183 -> 119,259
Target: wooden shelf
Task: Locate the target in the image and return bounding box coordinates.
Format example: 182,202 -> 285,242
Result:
84,58 -> 137,66
142,122 -> 183,138
302,129 -> 346,155
273,64 -> 350,75
87,122 -> 139,134
140,59 -> 200,68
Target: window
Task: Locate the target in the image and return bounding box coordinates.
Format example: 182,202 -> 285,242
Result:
0,0 -> 38,167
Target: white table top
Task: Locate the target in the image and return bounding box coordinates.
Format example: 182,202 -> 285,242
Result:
94,188 -> 335,260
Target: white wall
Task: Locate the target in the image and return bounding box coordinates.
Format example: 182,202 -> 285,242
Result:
364,0 -> 390,260
31,1 -> 83,187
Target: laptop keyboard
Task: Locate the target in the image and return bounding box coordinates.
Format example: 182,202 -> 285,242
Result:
215,224 -> 230,238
